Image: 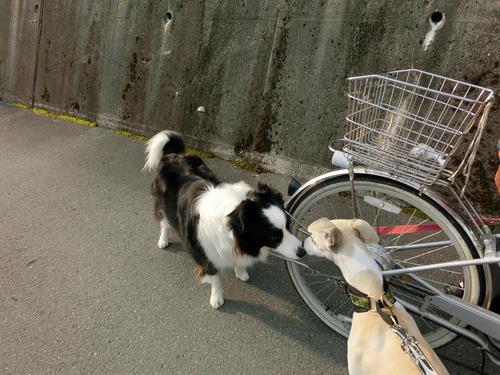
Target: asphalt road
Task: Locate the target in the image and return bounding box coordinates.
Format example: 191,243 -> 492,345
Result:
0,104 -> 494,374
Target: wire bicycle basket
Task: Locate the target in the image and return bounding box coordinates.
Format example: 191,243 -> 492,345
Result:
343,69 -> 494,186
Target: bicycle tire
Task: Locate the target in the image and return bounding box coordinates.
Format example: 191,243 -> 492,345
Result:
286,174 -> 485,348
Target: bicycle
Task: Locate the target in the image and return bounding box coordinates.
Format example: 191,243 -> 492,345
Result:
278,69 -> 500,366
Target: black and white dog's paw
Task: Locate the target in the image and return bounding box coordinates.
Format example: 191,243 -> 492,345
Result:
210,293 -> 225,309
157,238 -> 169,249
234,268 -> 250,282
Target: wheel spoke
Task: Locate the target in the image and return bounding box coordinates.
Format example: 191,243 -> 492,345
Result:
400,243 -> 454,263
385,240 -> 452,251
307,278 -> 334,286
393,287 -> 424,304
387,208 -> 419,247
371,193 -> 385,230
398,273 -> 464,291
326,196 -> 338,219
386,229 -> 444,255
332,298 -> 351,315
393,259 -> 461,275
321,288 -> 340,306
314,281 -> 336,295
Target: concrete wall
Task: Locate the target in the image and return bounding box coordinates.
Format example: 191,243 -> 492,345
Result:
0,0 -> 41,105
1,0 -> 499,212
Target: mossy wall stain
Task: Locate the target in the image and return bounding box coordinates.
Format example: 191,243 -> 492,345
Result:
254,10 -> 291,153
114,129 -> 149,142
32,108 -> 96,127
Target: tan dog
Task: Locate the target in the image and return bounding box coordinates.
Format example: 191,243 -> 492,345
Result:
303,218 -> 448,375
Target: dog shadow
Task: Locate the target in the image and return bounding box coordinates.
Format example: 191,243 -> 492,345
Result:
246,256 -> 318,306
220,298 -> 348,366
218,256 -> 348,364
158,244 -> 347,364
160,242 -> 184,253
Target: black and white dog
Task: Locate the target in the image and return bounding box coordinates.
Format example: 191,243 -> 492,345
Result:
144,131 -> 306,308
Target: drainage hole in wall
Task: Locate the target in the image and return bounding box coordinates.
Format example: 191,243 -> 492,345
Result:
35,4 -> 39,13
430,11 -> 443,26
164,12 -> 173,24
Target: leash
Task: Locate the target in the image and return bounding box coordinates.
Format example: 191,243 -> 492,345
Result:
346,283 -> 439,375
390,325 -> 440,375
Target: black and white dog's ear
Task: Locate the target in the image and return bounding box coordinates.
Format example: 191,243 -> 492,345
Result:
254,182 -> 284,206
226,200 -> 261,256
184,155 -> 220,184
184,155 -> 203,169
256,182 -> 271,193
227,199 -> 259,234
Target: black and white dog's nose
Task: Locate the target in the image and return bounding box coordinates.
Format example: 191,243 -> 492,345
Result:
297,247 -> 307,258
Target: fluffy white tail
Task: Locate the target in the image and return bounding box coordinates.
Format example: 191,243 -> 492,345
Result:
143,130 -> 184,172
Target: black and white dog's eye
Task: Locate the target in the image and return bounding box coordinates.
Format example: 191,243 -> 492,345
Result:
270,231 -> 282,240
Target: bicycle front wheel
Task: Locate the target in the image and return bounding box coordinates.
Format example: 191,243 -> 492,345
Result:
287,174 -> 484,348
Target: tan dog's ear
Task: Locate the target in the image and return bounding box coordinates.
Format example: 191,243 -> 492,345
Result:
324,228 -> 336,247
308,218 -> 337,248
307,218 -> 333,233
351,219 -> 380,244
